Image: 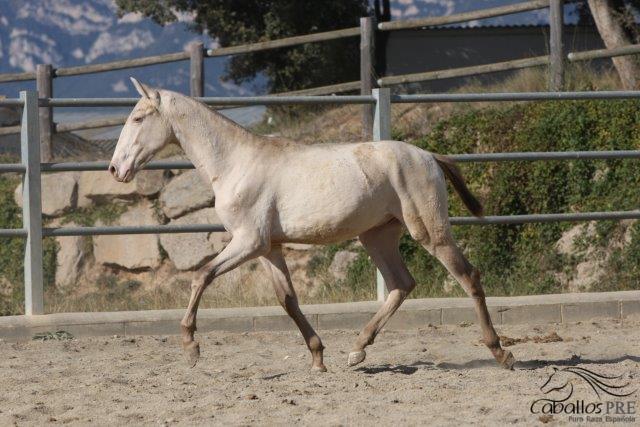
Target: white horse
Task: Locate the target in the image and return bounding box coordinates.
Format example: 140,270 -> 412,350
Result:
109,78 -> 515,371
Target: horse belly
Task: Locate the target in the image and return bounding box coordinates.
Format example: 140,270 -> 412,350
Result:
274,175 -> 392,244
277,202 -> 391,244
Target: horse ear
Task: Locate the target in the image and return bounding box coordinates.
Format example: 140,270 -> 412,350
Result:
130,77 -> 150,99
130,77 -> 160,107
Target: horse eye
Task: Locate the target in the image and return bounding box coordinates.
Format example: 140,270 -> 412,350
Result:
133,116 -> 143,123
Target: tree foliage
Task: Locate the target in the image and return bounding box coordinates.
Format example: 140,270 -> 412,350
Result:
115,0 -> 370,93
576,0 -> 640,41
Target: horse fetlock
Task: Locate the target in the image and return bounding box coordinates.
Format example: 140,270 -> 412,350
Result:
498,350 -> 516,370
308,335 -> 324,353
483,336 -> 501,350
180,320 -> 196,336
311,363 -> 328,373
183,340 -> 201,368
488,345 -> 515,370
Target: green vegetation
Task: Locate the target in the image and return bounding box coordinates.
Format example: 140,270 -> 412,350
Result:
0,174 -> 57,315
318,99 -> 640,299
61,203 -> 128,226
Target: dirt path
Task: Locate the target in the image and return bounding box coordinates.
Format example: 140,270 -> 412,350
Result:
1,318 -> 638,426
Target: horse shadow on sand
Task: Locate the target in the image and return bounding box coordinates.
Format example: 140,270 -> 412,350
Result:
355,354 -> 640,375
355,360 -> 435,375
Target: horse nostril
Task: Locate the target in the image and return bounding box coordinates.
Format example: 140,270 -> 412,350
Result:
108,164 -> 117,177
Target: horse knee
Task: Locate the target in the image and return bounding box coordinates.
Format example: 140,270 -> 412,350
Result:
308,334 -> 324,353
192,267 -> 214,291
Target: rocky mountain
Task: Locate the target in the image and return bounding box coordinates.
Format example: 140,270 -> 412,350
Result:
0,0 -> 251,99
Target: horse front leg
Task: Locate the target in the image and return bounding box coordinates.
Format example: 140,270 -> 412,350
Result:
259,246 -> 327,372
181,232 -> 268,367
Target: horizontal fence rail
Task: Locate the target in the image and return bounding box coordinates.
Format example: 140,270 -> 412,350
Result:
3,149 -> 637,176
55,52 -> 189,77
40,160 -> 194,172
0,228 -> 27,237
451,150 -> 640,162
378,0 -> 550,31
568,43 -> 640,62
0,125 -> 22,136
35,211 -> 640,237
32,150 -> 640,175
394,90 -> 640,102
40,95 -> 375,107
450,211 -> 640,225
0,163 -> 26,172
206,27 -> 360,57
5,211 -> 640,239
43,224 -> 226,237
378,55 -> 549,86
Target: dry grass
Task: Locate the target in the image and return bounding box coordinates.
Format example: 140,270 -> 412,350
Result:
43,250 -> 376,314
255,64 -> 623,146
43,279 -> 376,313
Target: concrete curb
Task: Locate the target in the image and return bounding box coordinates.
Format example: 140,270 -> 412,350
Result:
1,290 -> 639,341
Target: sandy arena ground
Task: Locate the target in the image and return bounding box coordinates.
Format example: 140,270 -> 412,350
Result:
0,318 -> 638,426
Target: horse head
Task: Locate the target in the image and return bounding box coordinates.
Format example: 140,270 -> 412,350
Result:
109,78 -> 177,183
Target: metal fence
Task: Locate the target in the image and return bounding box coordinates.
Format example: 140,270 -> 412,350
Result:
2,88 -> 640,314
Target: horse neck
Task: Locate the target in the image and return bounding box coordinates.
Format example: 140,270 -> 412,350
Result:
161,92 -> 260,188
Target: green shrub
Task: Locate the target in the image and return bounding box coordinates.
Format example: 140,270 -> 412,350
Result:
0,175 -> 57,315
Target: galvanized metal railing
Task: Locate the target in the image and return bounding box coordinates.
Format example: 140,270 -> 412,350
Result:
2,88 -> 640,313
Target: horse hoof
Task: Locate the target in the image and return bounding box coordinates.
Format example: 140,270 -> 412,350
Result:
184,341 -> 200,368
499,350 -> 516,370
311,364 -> 328,373
347,350 -> 366,367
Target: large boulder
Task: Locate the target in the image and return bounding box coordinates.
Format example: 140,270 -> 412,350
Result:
54,221 -> 88,288
77,170 -> 164,207
159,170 -> 214,219
159,208 -> 230,270
14,172 -> 78,217
93,201 -> 162,270
77,170 -> 136,207
132,170 -> 166,197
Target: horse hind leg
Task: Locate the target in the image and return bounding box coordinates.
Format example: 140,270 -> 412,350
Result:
415,223 -> 515,369
348,219 -> 416,367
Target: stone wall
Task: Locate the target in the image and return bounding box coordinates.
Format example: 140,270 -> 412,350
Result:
13,166 -> 359,300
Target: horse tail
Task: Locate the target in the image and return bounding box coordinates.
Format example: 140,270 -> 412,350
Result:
433,153 -> 484,217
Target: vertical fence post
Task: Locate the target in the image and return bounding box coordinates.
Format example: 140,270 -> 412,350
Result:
189,41 -> 204,97
360,17 -> 375,140
36,64 -> 53,162
20,91 -> 44,315
549,0 -> 564,91
372,88 -> 391,302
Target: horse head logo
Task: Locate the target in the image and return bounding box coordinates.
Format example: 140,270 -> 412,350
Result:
540,366 -> 636,400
